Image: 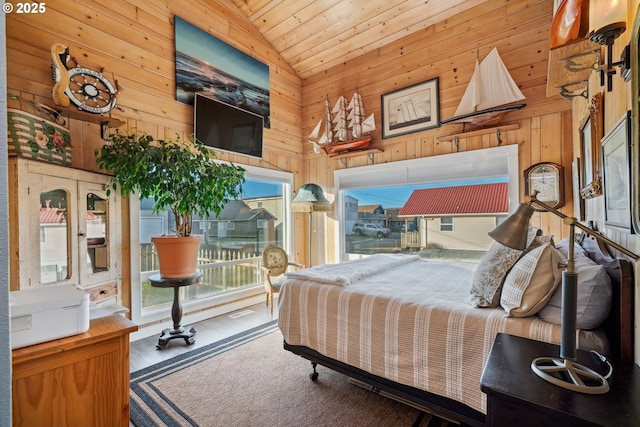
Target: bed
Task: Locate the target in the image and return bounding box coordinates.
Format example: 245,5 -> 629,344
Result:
277,232 -> 634,426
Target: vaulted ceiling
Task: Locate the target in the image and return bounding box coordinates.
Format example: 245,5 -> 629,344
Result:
231,0 -> 487,79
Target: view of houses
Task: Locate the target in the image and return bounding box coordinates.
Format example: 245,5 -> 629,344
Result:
346,182 -> 509,255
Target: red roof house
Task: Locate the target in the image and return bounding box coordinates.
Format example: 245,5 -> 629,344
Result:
398,182 -> 509,251
399,182 -> 508,217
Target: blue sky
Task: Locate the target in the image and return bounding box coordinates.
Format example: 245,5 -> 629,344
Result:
346,177 -> 508,208
238,177 -> 509,208
241,179 -> 282,199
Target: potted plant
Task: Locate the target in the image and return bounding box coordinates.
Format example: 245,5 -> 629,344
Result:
95,130 -> 246,278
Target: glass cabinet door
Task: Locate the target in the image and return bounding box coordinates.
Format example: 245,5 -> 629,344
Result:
39,188 -> 71,284
85,191 -> 108,273
78,181 -> 115,285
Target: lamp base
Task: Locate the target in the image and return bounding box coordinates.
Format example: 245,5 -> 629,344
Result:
531,357 -> 609,394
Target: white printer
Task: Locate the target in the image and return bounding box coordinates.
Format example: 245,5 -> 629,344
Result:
10,285 -> 90,349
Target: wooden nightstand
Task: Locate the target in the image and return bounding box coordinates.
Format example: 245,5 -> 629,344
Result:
480,333 -> 640,426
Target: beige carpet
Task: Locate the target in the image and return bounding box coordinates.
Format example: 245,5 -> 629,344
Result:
130,321 -> 456,427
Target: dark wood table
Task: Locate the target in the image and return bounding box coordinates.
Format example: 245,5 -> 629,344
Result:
480,333 -> 640,426
149,272 -> 202,350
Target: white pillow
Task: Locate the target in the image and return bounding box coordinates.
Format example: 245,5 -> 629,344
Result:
470,226 -> 541,308
500,243 -> 563,317
538,249 -> 612,329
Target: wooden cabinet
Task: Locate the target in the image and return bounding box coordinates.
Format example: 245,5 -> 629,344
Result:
11,315 -> 138,427
8,158 -> 121,304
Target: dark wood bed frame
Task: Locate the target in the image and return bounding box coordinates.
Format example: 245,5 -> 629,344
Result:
283,234 -> 635,426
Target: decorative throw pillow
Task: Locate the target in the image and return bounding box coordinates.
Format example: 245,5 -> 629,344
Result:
554,237 -> 588,259
470,226 -> 541,308
500,242 -> 563,317
538,248 -> 612,329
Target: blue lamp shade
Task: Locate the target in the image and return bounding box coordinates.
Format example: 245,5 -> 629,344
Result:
291,183 -> 331,213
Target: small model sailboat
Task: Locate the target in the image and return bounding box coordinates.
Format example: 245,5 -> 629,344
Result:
310,91 -> 375,155
441,47 -> 526,127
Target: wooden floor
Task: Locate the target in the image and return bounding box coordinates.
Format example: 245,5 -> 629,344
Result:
129,301 -> 277,373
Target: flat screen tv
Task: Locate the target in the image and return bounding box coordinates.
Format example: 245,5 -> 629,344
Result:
194,92 -> 264,159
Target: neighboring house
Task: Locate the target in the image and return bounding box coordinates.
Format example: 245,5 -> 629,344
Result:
344,195 -> 359,235
385,207 -> 416,232
244,195 -> 284,243
199,200 -> 277,254
398,182 -> 508,251
356,204 -> 388,230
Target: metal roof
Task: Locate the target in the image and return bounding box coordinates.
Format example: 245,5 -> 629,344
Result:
398,182 -> 509,216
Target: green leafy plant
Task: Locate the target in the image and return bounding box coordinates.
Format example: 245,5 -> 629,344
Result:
95,130 -> 245,237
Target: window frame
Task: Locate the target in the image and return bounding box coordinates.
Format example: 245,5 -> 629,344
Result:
440,216 -> 454,232
334,145 -> 519,262
129,162 -> 293,332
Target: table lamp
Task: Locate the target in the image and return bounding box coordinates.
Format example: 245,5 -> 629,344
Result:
488,191 -> 639,394
291,183 -> 331,267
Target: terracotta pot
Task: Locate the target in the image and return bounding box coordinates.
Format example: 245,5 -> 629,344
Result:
151,235 -> 203,278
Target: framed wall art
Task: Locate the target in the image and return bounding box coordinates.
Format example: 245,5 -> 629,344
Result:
174,16 -> 271,127
602,111 -> 633,233
381,78 -> 440,138
579,92 -> 603,199
572,157 -> 585,221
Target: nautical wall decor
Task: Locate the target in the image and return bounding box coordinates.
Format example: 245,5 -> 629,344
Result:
440,48 -> 525,128
309,90 -> 376,155
50,43 -> 120,115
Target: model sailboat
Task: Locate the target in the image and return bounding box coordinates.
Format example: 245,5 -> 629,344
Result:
441,47 -> 526,127
310,92 -> 375,155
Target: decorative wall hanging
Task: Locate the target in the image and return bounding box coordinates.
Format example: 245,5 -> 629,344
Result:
579,92 -> 604,199
602,111 -> 633,233
50,43 -> 120,115
7,94 -> 72,166
549,0 -> 590,49
309,91 -> 375,155
440,48 -> 525,128
174,16 -> 270,128
572,157 -> 585,221
381,77 -> 440,138
523,162 -> 565,210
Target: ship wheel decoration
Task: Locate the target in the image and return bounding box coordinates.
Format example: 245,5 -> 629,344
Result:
51,43 -> 121,114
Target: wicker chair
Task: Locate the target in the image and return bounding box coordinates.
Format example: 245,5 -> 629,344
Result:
261,244 -> 304,313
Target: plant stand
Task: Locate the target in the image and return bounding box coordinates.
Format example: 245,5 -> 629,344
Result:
149,272 -> 202,350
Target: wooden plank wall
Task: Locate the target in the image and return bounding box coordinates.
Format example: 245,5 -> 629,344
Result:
573,2 -> 640,364
301,0 -> 574,264
5,0 -> 305,301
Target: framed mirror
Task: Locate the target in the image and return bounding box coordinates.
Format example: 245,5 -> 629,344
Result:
631,6 -> 640,233
579,92 -> 604,199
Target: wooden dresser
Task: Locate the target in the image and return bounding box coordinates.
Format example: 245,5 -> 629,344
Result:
11,315 -> 138,427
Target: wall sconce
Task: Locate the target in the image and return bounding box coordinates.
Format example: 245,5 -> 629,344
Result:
588,0 -> 629,91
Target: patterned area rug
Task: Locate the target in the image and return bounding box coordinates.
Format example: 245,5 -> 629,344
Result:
130,321 -> 458,427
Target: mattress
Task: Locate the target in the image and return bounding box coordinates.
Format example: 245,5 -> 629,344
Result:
278,256 -> 605,414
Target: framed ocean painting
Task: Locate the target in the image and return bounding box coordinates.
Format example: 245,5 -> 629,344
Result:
174,16 -> 270,127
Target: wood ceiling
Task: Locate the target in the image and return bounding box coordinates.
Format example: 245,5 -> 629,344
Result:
231,0 -> 487,79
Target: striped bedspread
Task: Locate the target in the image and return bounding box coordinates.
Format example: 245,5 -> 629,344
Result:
278,257 -> 563,414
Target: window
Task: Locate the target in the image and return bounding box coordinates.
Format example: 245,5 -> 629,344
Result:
440,216 -> 453,232
336,145 -> 519,261
130,164 -> 293,327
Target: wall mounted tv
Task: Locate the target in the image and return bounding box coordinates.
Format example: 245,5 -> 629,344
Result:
194,93 -> 264,159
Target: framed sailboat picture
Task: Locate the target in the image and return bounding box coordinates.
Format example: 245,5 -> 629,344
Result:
381,78 -> 440,138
